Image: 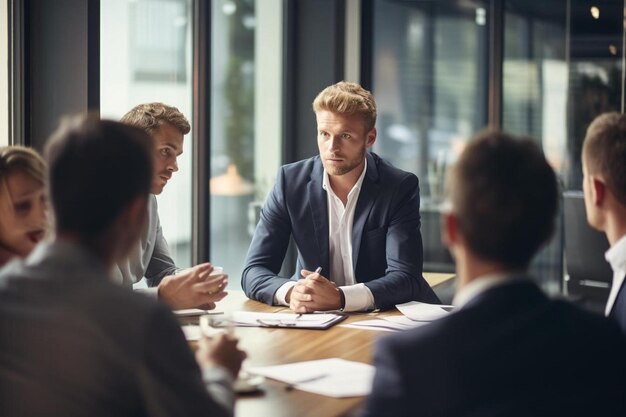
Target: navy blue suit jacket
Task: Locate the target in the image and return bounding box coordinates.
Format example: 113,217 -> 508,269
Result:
362,280 -> 626,417
241,152 -> 439,310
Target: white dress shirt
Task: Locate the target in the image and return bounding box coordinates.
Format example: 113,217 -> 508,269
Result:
452,273 -> 523,309
274,159 -> 375,311
604,234 -> 626,316
323,159 -> 375,311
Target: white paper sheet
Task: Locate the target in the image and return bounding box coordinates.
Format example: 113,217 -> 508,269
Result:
248,358 -> 375,397
340,316 -> 429,332
173,309 -> 224,317
395,301 -> 453,321
340,319 -> 402,332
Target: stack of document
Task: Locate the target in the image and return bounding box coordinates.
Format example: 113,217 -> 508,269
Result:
340,301 -> 453,332
232,311 -> 346,329
248,358 -> 375,397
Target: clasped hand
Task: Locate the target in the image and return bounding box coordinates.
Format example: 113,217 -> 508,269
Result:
288,269 -> 341,313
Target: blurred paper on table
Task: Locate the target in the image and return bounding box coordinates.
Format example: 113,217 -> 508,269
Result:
340,316 -> 428,332
174,308 -> 223,317
232,311 -> 346,329
395,301 -> 453,321
248,358 -> 374,397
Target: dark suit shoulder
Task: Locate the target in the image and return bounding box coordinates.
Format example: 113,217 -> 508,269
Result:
368,153 -> 419,200
372,152 -> 416,179
380,287 -> 626,357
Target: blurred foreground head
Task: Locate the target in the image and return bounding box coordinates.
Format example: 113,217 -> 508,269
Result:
45,116 -> 154,261
446,130 -> 558,270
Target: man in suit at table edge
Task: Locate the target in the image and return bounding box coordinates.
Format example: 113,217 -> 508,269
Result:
582,112 -> 626,334
242,81 -> 439,312
362,130 -> 626,417
114,102 -> 228,311
0,116 -> 245,417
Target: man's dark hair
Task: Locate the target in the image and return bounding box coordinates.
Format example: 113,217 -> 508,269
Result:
45,116 -> 153,239
448,130 -> 558,269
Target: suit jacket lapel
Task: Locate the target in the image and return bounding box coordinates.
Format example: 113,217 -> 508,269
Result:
308,158 -> 330,274
352,152 -> 380,273
609,277 -> 626,318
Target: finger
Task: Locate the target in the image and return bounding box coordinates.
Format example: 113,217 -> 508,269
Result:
193,263 -> 215,278
301,269 -> 329,283
197,302 -> 217,310
198,273 -> 229,285
292,282 -> 311,292
300,269 -> 322,278
298,303 -> 314,313
291,285 -> 314,299
193,278 -> 228,294
290,301 -> 309,313
195,290 -> 228,304
307,273 -> 330,283
291,290 -> 312,302
177,264 -> 210,283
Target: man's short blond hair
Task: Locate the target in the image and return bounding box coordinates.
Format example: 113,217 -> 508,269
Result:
582,112 -> 626,205
312,81 -> 377,132
120,102 -> 190,135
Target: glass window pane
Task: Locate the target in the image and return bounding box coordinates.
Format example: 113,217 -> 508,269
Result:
101,0 -> 194,270
210,0 -> 283,289
503,1 -> 624,294
503,2 -> 568,294
372,0 -> 489,272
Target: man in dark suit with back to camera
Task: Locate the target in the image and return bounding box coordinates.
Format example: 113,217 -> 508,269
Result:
582,112 -> 626,334
0,116 -> 245,417
242,81 -> 439,312
362,130 -> 626,417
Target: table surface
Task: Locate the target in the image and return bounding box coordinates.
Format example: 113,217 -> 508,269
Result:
186,272 -> 455,417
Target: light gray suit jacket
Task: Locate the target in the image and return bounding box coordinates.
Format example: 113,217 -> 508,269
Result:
0,241 -> 232,417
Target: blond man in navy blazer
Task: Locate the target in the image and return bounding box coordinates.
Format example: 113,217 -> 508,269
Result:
242,82 -> 439,312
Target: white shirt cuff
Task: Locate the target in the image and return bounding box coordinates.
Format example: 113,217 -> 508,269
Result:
340,283 -> 375,312
201,365 -> 235,414
274,281 -> 297,305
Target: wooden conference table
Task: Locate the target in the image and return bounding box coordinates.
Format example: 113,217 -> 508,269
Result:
183,273 -> 455,417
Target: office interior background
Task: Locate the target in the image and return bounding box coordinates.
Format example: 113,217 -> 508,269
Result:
0,0 -> 621,303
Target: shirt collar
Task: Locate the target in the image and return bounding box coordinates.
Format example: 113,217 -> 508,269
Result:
322,156 -> 368,197
605,234 -> 626,274
452,272 -> 524,309
26,239 -> 109,278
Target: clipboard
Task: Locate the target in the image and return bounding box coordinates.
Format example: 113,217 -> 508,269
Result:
232,311 -> 347,330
